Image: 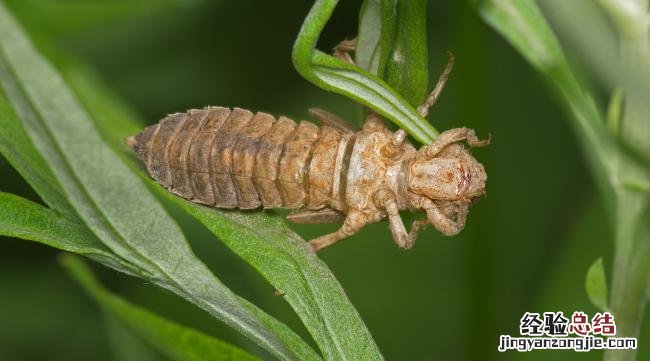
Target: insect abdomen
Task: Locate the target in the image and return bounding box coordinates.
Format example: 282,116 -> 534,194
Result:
129,107 -> 346,210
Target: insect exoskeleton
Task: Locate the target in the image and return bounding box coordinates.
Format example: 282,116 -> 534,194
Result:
128,42 -> 489,252
127,105 -> 489,252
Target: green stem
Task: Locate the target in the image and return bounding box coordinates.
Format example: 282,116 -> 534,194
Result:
605,192 -> 650,361
602,1 -> 650,359
595,0 -> 650,42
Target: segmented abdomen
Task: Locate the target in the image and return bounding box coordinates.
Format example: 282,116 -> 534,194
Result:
130,107 -> 351,210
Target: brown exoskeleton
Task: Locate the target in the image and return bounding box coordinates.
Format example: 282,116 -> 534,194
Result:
127,42 -> 489,252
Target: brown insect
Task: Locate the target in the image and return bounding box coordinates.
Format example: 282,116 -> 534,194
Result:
127,47 -> 489,252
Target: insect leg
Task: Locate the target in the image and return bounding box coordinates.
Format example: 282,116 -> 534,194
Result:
417,51 -> 455,118
332,38 -> 357,64
309,210 -> 367,252
418,127 -> 490,159
376,189 -> 424,249
424,202 -> 468,236
287,207 -> 346,224
308,108 -> 358,133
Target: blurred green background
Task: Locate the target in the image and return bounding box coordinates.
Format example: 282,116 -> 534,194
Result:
0,0 -> 646,360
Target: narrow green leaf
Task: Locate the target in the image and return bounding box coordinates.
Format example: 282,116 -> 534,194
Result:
171,199 -> 382,361
293,0 -> 437,143
40,17 -> 369,361
30,8 -> 381,361
64,62 -> 143,150
0,191 -> 136,273
472,0 -> 619,193
623,180 -> 650,193
356,0 -> 396,77
61,255 -> 259,361
594,0 -> 650,40
384,0 -> 428,106
475,3 -> 650,360
472,0 -> 562,70
586,258 -> 609,312
0,3 -> 152,272
230,298 -> 321,361
0,4 -> 314,359
67,51 -> 355,361
0,74 -> 76,218
606,88 -> 624,135
8,2 -> 381,358
104,315 -> 164,361
356,0 -> 382,74
535,0 -> 650,170
47,53 -> 375,360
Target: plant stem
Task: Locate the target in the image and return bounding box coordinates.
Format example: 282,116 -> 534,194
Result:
606,191 -> 650,361
598,1 -> 650,359
595,0 -> 649,43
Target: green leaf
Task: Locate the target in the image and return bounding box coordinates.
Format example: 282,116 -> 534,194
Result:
104,314 -> 164,361
63,61 -> 144,150
0,192 -> 139,274
623,180 -> 650,193
586,258 -> 609,312
472,0 -> 562,70
2,1 -> 383,359
357,0 -> 432,107
356,0 -> 396,77
61,254 -> 259,361
0,72 -> 76,218
292,0 -> 438,143
0,4 -> 314,359
606,88 -> 624,135
76,53 -> 370,361
171,200 -> 383,361
473,4 -> 650,357
33,7 -> 382,361
384,0 -> 428,106
471,0 -> 619,194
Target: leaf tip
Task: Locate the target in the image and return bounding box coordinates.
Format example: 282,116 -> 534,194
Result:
585,257 -> 609,312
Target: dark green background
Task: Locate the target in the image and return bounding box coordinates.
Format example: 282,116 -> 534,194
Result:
0,0 -> 645,360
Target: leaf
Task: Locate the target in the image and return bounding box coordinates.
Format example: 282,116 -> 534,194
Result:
472,0 -> 562,70
171,200 -> 383,361
33,7 -> 383,361
292,0 -> 438,143
473,3 -> 650,354
81,55 -> 370,361
0,4 -> 314,359
471,0 -> 619,193
0,71 -> 76,218
3,1 -> 383,359
61,254 -> 259,361
356,0 -> 396,77
534,0 -> 650,170
586,258 -> 609,312
357,0 -> 433,107
0,192 -> 140,274
105,315 -> 165,361
606,87 -> 623,135
384,0 -> 429,106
